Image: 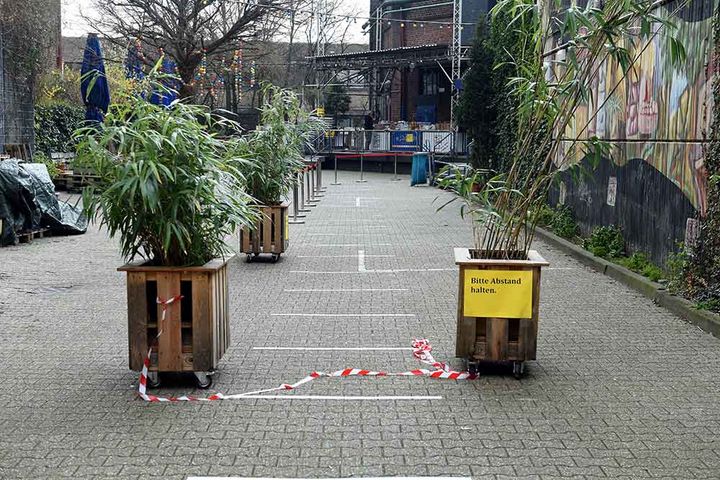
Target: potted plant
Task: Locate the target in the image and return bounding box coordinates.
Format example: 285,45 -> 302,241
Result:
440,0 -> 684,377
76,75 -> 257,388
235,85 -> 325,262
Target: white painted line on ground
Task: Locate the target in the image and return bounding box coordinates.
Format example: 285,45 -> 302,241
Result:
271,313 -> 416,318
191,477 -> 462,480
356,197 -> 362,207
546,267 -> 576,270
303,233 -> 390,237
284,288 -> 408,292
291,268 -> 455,274
369,268 -> 456,273
290,271 -> 362,274
191,477 -> 463,480
296,254 -> 395,258
311,243 -> 392,247
253,346 -> 413,351
358,249 -> 367,272
302,225 -> 389,229
228,395 -> 441,400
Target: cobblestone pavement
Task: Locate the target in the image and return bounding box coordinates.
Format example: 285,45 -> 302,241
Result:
1,171 -> 720,480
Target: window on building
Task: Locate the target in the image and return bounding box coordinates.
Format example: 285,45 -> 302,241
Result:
420,70 -> 439,96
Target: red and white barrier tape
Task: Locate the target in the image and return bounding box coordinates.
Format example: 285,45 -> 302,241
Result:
138,297 -> 477,403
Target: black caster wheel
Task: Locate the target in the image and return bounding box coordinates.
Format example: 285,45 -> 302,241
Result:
146,372 -> 161,389
194,372 -> 213,389
272,254 -> 280,263
246,254 -> 253,263
467,361 -> 479,376
512,361 -> 525,380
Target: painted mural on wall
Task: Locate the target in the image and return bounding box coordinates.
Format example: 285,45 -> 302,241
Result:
558,1 -> 715,214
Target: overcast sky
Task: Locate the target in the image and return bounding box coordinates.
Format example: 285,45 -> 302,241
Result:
61,0 -> 369,43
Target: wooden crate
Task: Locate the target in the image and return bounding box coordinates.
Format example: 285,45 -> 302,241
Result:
240,204 -> 289,256
16,228 -> 50,245
118,258 -> 231,373
54,172 -> 99,192
455,248 -> 549,364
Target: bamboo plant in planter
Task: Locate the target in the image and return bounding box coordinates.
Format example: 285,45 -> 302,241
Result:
441,0 -> 686,377
76,76 -> 257,388
234,85 -> 325,263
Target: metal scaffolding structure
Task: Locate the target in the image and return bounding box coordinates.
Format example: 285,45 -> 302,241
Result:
309,0 -> 473,129
450,0 -> 463,128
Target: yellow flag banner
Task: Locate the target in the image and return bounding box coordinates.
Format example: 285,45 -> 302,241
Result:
463,269 -> 533,319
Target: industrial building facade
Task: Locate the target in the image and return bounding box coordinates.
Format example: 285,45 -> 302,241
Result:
314,0 -> 494,128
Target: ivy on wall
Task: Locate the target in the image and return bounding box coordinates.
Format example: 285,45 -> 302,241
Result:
686,8 -> 720,312
456,10 -> 538,173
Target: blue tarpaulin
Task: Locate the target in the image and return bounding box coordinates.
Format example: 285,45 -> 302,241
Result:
80,34 -> 110,123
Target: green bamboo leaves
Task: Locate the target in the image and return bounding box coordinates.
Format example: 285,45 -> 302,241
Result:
75,74 -> 258,267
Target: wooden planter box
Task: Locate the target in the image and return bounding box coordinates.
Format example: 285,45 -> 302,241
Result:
240,204 -> 289,261
117,258 -> 231,375
455,248 -> 549,377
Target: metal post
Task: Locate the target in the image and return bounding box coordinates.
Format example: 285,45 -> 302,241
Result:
318,156 -> 326,192
289,181 -> 305,224
331,154 -> 341,185
298,170 -> 311,213
310,166 -> 320,199
305,166 -> 318,206
392,152 -> 401,181
356,153 -> 367,183
314,159 -> 324,197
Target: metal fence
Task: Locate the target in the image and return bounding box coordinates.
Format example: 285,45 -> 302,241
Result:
312,129 -> 470,156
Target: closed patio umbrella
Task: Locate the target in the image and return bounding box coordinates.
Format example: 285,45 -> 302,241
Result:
80,33 -> 110,124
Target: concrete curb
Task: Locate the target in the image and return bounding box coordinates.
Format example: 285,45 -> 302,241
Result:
535,226 -> 720,338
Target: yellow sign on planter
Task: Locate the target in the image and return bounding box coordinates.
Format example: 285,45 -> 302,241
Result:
463,269 -> 533,319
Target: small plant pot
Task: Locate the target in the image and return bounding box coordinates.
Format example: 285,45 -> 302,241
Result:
240,204 -> 289,262
117,257 -> 231,381
454,248 -> 549,378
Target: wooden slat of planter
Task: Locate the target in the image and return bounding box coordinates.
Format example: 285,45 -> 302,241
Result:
223,266 -> 229,353
215,268 -> 222,365
272,209 -> 282,253
157,273 -> 183,371
455,267 -> 476,358
191,272 -> 212,371
240,230 -> 249,254
486,318 -> 508,360
127,272 -> 148,371
217,267 -> 224,364
262,211 -> 272,253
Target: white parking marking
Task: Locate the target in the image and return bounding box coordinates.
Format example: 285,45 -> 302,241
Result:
271,313 -> 416,318
297,255 -> 395,258
284,288 -> 408,292
253,347 -> 413,351
191,477 -> 464,480
358,250 -> 367,272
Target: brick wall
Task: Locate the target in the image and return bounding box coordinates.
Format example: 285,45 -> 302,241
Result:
377,0 -> 453,49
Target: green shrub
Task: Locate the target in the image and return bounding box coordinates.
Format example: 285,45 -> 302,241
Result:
666,243 -> 691,295
535,205 -> 555,227
641,263 -> 664,283
32,151 -> 60,179
536,204 -> 579,239
35,104 -> 85,155
583,225 -> 625,258
76,74 -> 258,267
615,252 -> 664,282
550,205 -> 579,239
695,298 -> 720,312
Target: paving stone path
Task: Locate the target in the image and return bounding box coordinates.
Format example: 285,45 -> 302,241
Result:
1,171 -> 720,479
